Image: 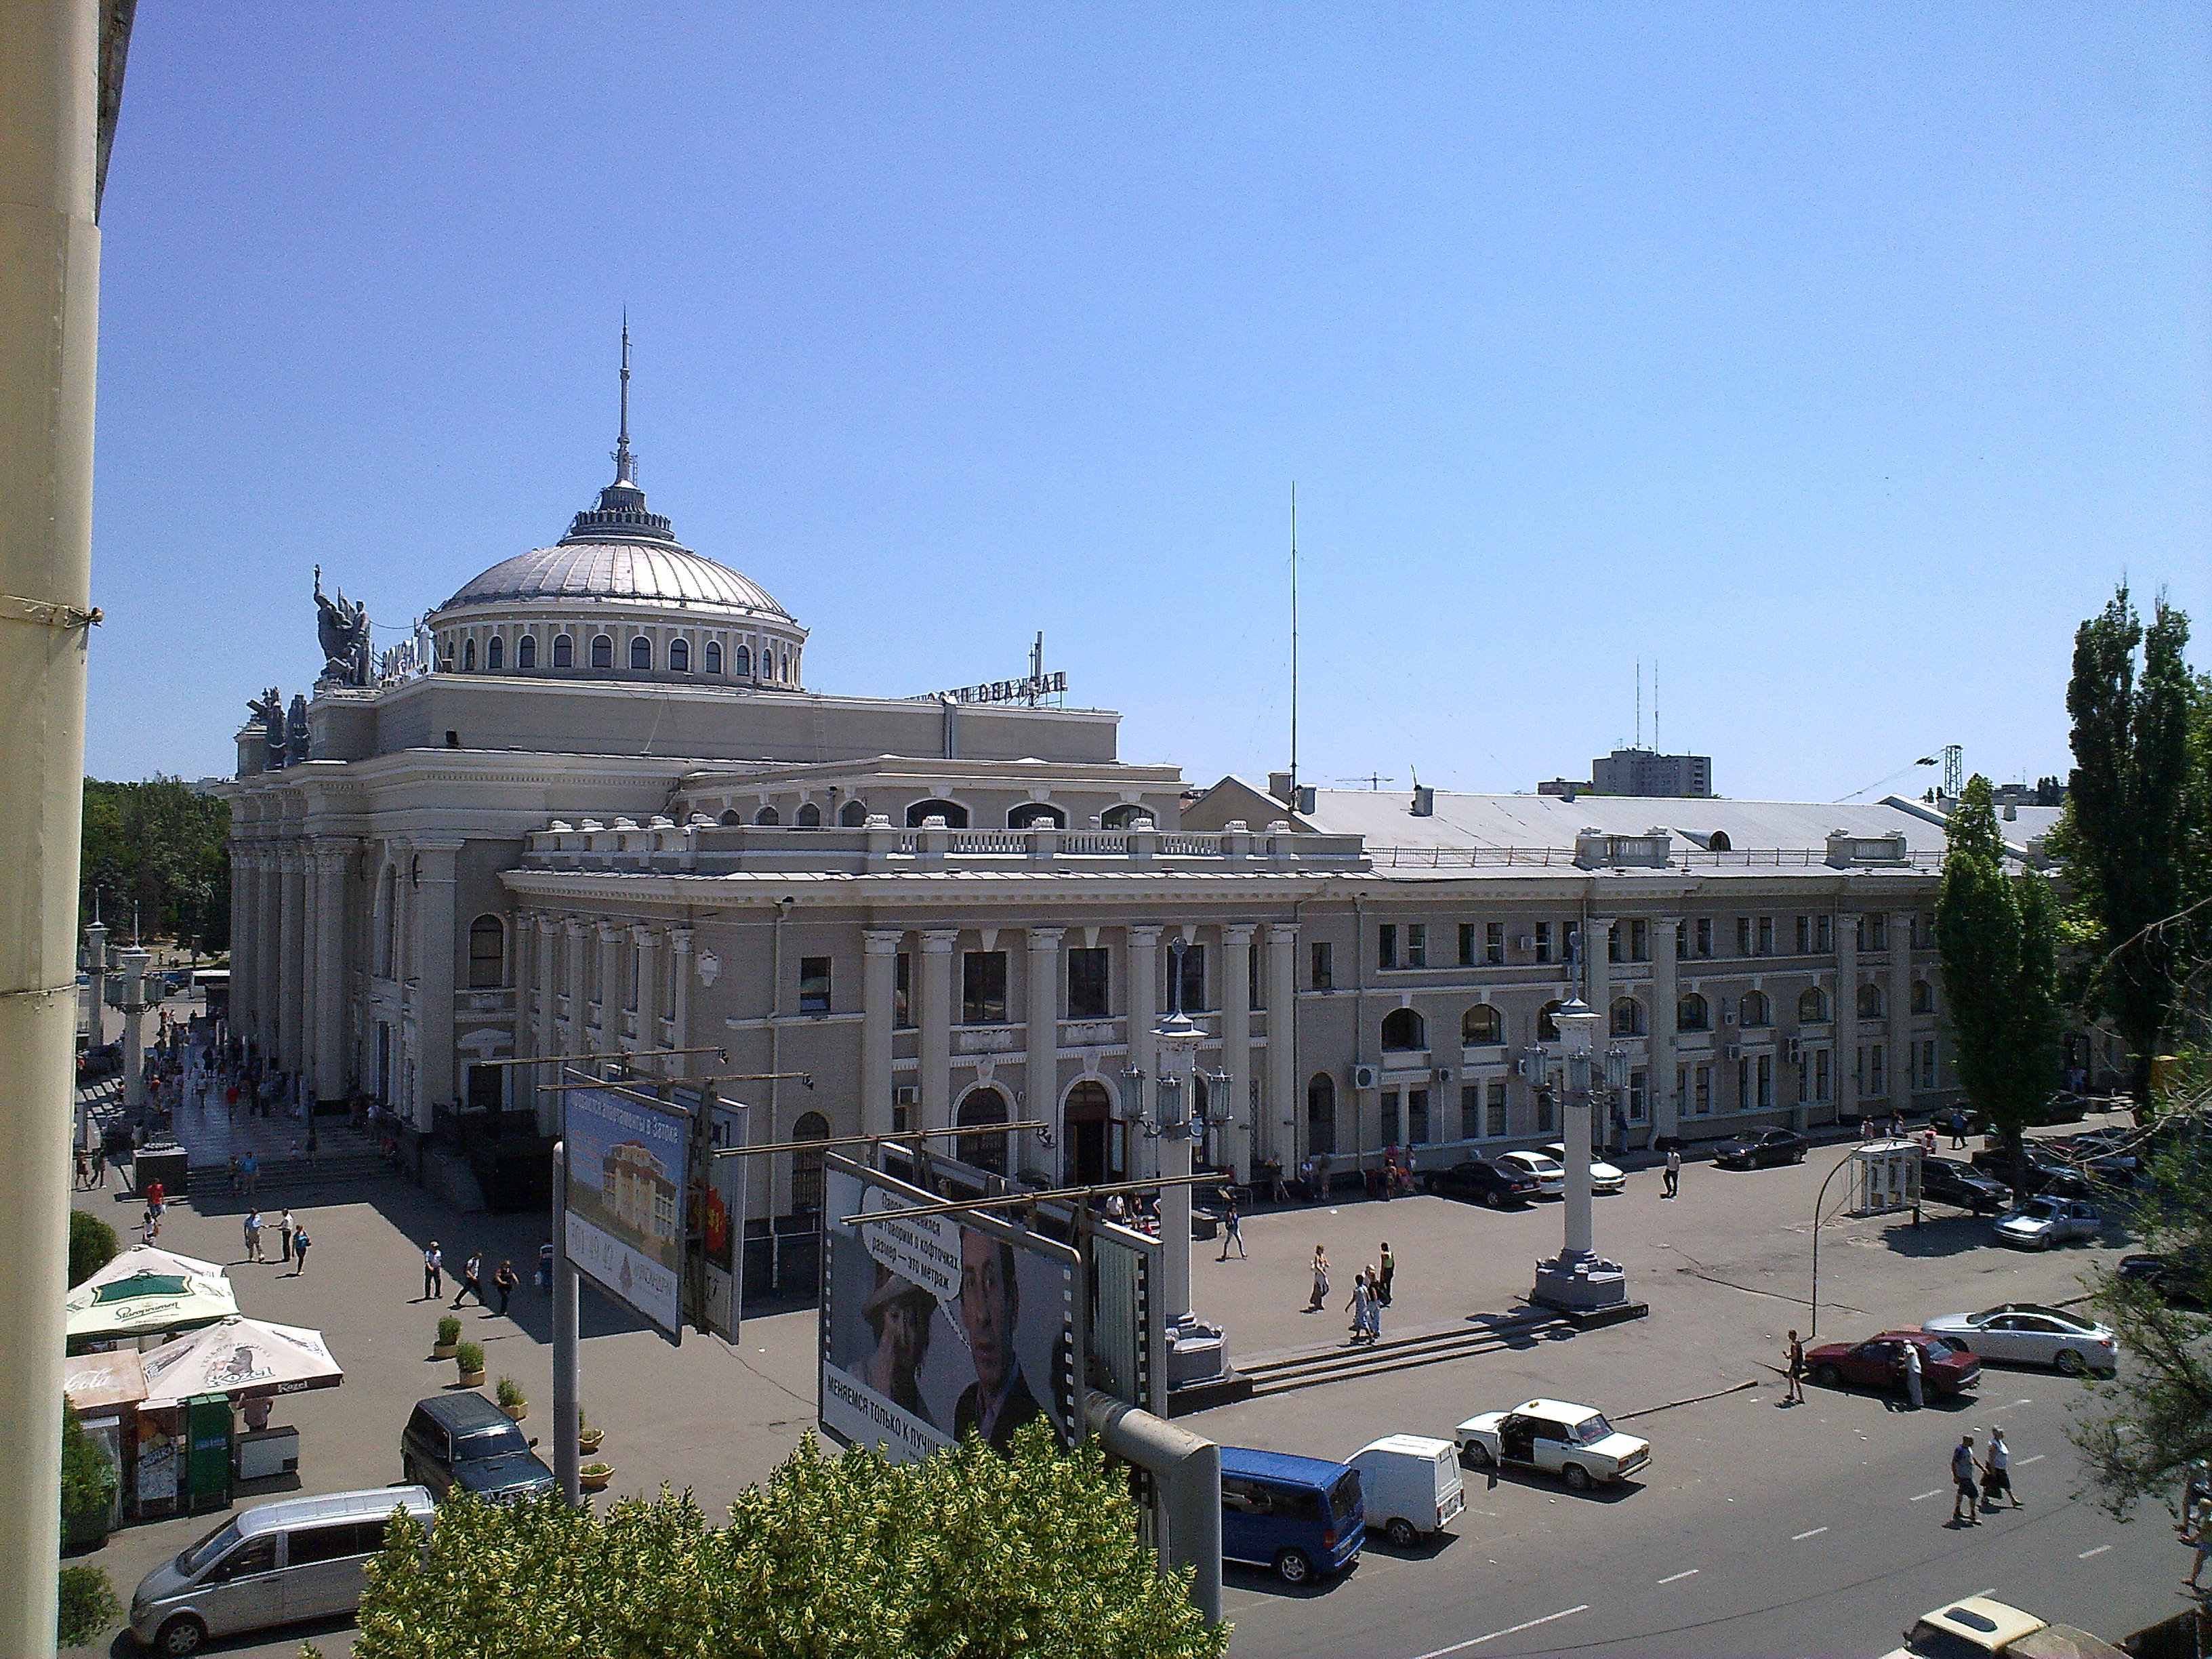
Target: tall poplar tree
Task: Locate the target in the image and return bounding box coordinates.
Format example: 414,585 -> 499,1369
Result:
1937,776 -> 2063,1185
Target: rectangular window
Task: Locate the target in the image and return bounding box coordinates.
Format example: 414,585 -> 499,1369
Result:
1407,1088 -> 1430,1144
1815,1047 -> 1831,1102
1310,941 -> 1334,989
1176,945 -> 1208,1012
1607,925 -> 1624,964
798,956 -> 832,1015
1868,1043 -> 1886,1094
1630,919 -> 1650,962
1067,947 -> 1110,1019
894,953 -> 912,1029
1460,1084 -> 1482,1141
1737,1057 -> 1749,1112
1628,1068 -> 1648,1122
1736,917 -> 1752,958
1695,918 -> 1713,958
1757,1052 -> 1773,1110
1249,943 -> 1265,1009
1486,1080 -> 1508,1139
1816,914 -> 1832,953
1919,1040 -> 1938,1090
1867,914 -> 1888,951
1795,916 -> 1811,956
1759,916 -> 1774,956
1534,922 -> 1553,964
1378,925 -> 1398,970
1694,1064 -> 1713,1115
1796,1052 -> 1809,1105
1675,922 -> 1689,960
1459,922 -> 1480,967
1486,922 -> 1506,966
962,951 -> 1007,1025
1382,1092 -> 1401,1147
1406,924 -> 1427,969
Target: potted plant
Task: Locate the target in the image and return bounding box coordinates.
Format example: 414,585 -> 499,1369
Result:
455,1341 -> 486,1389
577,1409 -> 603,1455
578,1461 -> 613,1494
495,1376 -> 527,1422
433,1315 -> 460,1360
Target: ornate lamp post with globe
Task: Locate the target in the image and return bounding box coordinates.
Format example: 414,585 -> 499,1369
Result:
1531,997 -> 1636,1315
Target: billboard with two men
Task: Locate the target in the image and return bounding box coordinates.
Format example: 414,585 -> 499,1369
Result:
819,1158 -> 1078,1463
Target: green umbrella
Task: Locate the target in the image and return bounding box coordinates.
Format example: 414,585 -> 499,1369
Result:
66,1266 -> 238,1342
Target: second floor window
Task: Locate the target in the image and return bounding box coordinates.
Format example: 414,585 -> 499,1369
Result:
962,951 -> 1006,1024
894,952 -> 912,1028
1534,922 -> 1553,964
1378,925 -> 1398,970
1311,941 -> 1334,989
1175,945 -> 1207,1012
1694,918 -> 1713,958
1406,924 -> 1427,968
798,956 -> 832,1015
1629,919 -> 1650,961
1067,948 -> 1109,1019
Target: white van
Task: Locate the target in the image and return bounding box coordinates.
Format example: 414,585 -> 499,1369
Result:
1348,1434 -> 1463,1546
127,1484 -> 434,1655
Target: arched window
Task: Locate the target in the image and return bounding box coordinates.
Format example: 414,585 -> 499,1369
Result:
516,635 -> 537,669
1008,803 -> 1065,830
630,635 -> 652,670
590,634 -> 613,670
1380,1007 -> 1427,1050
552,635 -> 573,668
1857,983 -> 1885,1020
1307,1072 -> 1337,1158
956,1088 -> 1010,1176
1610,996 -> 1644,1038
1910,979 -> 1933,1015
703,640 -> 722,674
485,636 -> 504,671
669,638 -> 690,673
1677,992 -> 1710,1031
1739,990 -> 1771,1027
1538,998 -> 1565,1041
1797,987 -> 1828,1023
795,803 -> 822,828
718,810 -> 743,826
467,915 -> 506,989
733,643 -> 752,677
756,806 -> 781,826
1707,830 -> 1732,851
839,799 -> 870,826
781,649 -> 792,682
790,1111 -> 831,1213
462,637 -> 476,672
1462,1004 -> 1502,1046
905,798 -> 970,828
1101,803 -> 1150,830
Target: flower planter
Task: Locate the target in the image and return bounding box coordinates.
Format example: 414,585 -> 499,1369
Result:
578,1429 -> 604,1454
458,1368 -> 487,1388
579,1464 -> 612,1493
432,1343 -> 457,1361
503,1401 -> 527,1422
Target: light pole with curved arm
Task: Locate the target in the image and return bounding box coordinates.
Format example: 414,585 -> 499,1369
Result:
1807,1151 -> 1856,1339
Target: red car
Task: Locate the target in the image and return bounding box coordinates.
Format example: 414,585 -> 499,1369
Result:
1805,1330 -> 1981,1397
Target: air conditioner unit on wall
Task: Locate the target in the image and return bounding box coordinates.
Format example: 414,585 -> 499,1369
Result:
894,1085 -> 919,1106
1514,936 -> 1534,951
1725,1044 -> 1742,1061
1434,1067 -> 1453,1084
1352,1064 -> 1378,1090
1783,1037 -> 1801,1063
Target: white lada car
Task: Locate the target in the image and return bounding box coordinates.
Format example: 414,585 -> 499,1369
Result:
1454,1398 -> 1652,1491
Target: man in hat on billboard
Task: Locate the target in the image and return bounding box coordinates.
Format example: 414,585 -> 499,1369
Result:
861,1262 -> 939,1427
954,1225 -> 1045,1453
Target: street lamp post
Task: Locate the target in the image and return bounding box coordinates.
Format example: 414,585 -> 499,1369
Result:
1531,998 -> 1633,1314
112,943 -> 153,1110
81,918 -> 107,1048
1147,938 -> 1233,1395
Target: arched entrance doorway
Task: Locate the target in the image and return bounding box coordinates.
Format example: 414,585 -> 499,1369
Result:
956,1086 -> 1010,1176
1063,1079 -> 1113,1185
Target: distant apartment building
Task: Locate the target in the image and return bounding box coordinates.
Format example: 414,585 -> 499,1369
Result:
1592,747 -> 1713,799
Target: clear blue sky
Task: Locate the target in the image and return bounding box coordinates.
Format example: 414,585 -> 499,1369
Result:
89,3 -> 2209,802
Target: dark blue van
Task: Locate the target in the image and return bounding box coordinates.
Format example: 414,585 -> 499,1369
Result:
1220,1446 -> 1364,1584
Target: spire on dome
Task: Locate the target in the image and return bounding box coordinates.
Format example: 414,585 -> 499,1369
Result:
564,316 -> 677,545
612,312 -> 635,486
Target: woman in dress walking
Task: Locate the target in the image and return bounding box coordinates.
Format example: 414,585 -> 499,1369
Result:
1346,1270 -> 1374,1345
1306,1246 -> 1330,1311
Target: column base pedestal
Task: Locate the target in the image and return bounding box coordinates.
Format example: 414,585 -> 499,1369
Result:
1162,1311 -> 1252,1414
1531,1251 -> 1633,1313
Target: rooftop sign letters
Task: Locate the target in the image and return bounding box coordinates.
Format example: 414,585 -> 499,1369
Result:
909,670 -> 1067,706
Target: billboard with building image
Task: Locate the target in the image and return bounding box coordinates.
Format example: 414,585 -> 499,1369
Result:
562,1084 -> 690,1340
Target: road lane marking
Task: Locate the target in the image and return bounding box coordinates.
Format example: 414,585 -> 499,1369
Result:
1658,1569 -> 1700,1584
1408,1604 -> 1590,1658
2079,1545 -> 2112,1559
2017,1454 -> 2047,1466
1990,1399 -> 2034,1413
1793,1527 -> 1828,1540
1910,1489 -> 1943,1502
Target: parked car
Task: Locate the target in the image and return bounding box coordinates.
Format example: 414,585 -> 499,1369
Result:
1219,1446 -> 1364,1584
1711,1128 -> 1807,1169
1494,1150 -> 1566,1197
1540,1143 -> 1627,1194
401,1393 -> 556,1503
1917,1157 -> 2011,1216
1347,1435 -> 1463,1547
1919,1304 -> 2118,1376
1994,1196 -> 2103,1250
1880,1594 -> 2127,1658
129,1485 -> 435,1656
2039,1133 -> 2139,1188
1970,1146 -> 2093,1200
2117,1252 -> 2204,1307
1454,1398 -> 1651,1490
1804,1331 -> 1982,1397
1422,1160 -> 1541,1208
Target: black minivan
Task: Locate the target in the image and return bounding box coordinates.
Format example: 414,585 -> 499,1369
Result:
401,1393 -> 556,1502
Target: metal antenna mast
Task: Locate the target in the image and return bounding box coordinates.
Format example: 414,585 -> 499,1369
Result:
1289,483 -> 1299,798
613,313 -> 635,485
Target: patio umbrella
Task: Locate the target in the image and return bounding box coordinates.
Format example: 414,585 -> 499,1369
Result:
66,1267 -> 238,1343
77,1244 -> 230,1290
139,1315 -> 344,1409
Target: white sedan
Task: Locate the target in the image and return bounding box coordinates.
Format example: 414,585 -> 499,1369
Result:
1541,1143 -> 1626,1194
1921,1304 -> 2119,1376
1994,1197 -> 2102,1250
1454,1398 -> 1652,1491
1495,1150 -> 1565,1197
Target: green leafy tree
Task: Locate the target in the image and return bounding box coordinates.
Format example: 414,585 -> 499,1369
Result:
1937,776 -> 2064,1187
327,1427 -> 1227,1659
58,1563 -> 119,1648
61,1405 -> 117,1524
68,1209 -> 117,1289
79,775 -> 231,952
2063,590 -> 2205,1092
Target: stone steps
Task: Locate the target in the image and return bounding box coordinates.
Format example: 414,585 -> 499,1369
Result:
1236,1310 -> 1567,1399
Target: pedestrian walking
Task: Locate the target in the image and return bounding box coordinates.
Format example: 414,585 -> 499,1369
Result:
1347,1270 -> 1376,1345
1860,1117 -> 1876,1141
1298,1156 -> 1316,1202
226,1153 -> 240,1195
1306,1246 -> 1330,1311
1889,1111 -> 1905,1140
1376,1242 -> 1395,1307
1952,1436 -> 1982,1524
1218,1195 -> 1246,1260
90,1144 -> 106,1188
1950,1109 -> 1969,1149
493,1259 -> 518,1315
243,1208 -> 264,1263
1981,1427 -> 2018,1511
2184,1492 -> 2212,1591
538,1240 -> 553,1292
291,1227 -> 312,1275
279,1208 -> 298,1264
142,1202 -> 160,1242
1662,1147 -> 1681,1199
453,1250 -> 485,1310
239,1150 -> 259,1198
1266,1153 -> 1288,1205
143,1177 -> 165,1221
1902,1337 -> 1925,1410
1783,1330 -> 1806,1405
1105,1192 -> 1128,1225
1921,1126 -> 1938,1155
423,1242 -> 444,1300
73,1149 -> 89,1189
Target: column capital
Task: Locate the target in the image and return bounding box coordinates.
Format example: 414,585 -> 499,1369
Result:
921,929 -> 959,953
669,927 -> 694,955
1128,925 -> 1164,947
1586,916 -> 1616,933
632,923 -> 660,948
596,920 -> 625,943
277,847 -> 306,875
310,844 -> 355,876
565,917 -> 590,939
863,928 -> 904,954
536,913 -> 562,936
1221,922 -> 1257,946
1026,926 -> 1066,948
1265,920 -> 1299,945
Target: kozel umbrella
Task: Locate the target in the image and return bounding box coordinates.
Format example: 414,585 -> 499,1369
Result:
67,1247 -> 239,1343
139,1316 -> 344,1410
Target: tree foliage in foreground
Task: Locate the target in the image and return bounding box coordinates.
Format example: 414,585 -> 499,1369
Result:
68,1208 -> 117,1289
79,775 -> 231,952
58,1563 -> 119,1649
2072,1055 -> 2212,1517
319,1426 -> 1227,1659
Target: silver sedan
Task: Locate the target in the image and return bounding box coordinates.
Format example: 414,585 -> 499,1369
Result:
1540,1143 -> 1627,1194
1993,1197 -> 2102,1250
1921,1303 -> 2119,1376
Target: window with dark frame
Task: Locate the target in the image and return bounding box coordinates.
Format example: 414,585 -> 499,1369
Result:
1486,922 -> 1505,965
799,956 -> 832,1015
1406,924 -> 1427,968
1378,924 -> 1398,970
1310,941 -> 1334,989
962,951 -> 1008,1024
894,953 -> 912,1029
1460,922 -> 1481,967
1067,947 -> 1110,1019
1176,945 -> 1207,1012
1249,942 -> 1264,1008
1534,922 -> 1553,964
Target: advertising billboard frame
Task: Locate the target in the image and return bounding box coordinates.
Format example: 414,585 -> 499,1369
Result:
558,1071 -> 693,1345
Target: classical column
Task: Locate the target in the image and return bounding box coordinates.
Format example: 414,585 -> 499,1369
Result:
309,842 -> 354,1100
1650,914 -> 1681,1141
563,918 -> 588,1054
632,925 -> 661,1059
1125,926 -> 1163,1176
228,846 -> 254,1036
861,930 -> 901,1138
1584,918 -> 1615,1143
1221,924 -> 1254,1182
278,846 -> 307,1074
1025,927 -> 1063,1173
257,846 -> 283,1054
596,922 -> 623,1053
409,842 -> 462,1122
1834,910 -> 1859,1130
1888,908 -> 1913,1118
918,930 -> 957,1131
1264,922 -> 1298,1171
668,928 -> 693,1059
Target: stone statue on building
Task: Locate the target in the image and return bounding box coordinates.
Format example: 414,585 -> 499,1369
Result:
248,687 -> 287,769
314,565 -> 373,687
285,695 -> 311,766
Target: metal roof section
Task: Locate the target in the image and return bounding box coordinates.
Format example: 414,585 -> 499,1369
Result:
435,539 -> 791,619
